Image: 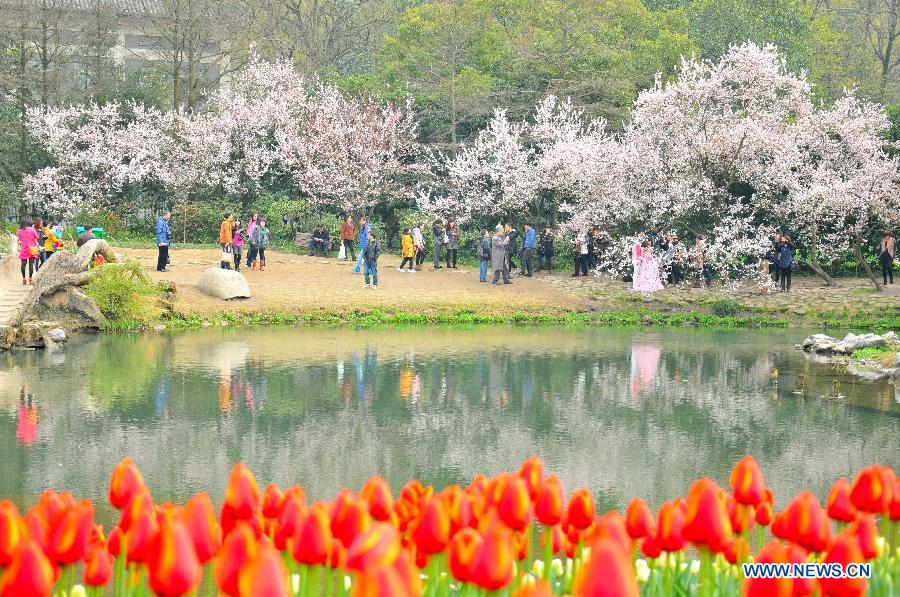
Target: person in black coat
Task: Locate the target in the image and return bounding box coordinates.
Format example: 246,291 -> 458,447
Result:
539,226 -> 554,273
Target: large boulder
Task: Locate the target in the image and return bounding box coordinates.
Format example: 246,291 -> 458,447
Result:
197,268 -> 251,300
841,333 -> 887,352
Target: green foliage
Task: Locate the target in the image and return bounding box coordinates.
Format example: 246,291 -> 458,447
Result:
711,298 -> 742,317
83,261 -> 167,329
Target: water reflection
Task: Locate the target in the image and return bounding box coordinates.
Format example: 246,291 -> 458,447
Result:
0,327 -> 897,524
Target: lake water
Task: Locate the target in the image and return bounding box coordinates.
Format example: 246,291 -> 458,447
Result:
1,326 -> 897,523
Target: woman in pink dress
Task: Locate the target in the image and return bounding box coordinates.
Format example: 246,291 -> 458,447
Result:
633,240 -> 664,293
17,218 -> 39,285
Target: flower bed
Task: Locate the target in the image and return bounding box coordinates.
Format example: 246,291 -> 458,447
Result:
0,456 -> 896,596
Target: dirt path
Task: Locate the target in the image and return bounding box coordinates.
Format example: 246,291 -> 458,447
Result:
0,256 -> 31,325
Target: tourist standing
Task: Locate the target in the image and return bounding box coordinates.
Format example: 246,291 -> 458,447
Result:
232,219 -> 245,271
670,236 -> 685,285
219,213 -> 234,270
778,235 -> 794,291
17,218 -> 39,285
477,230 -> 491,282
879,231 -> 894,285
399,227 -> 415,272
341,215 -> 356,262
44,220 -> 63,261
446,222 -> 460,268
252,219 -> 270,271
521,223 -> 536,276
505,224 -> 518,274
432,218 -> 444,269
246,212 -> 259,268
354,217 -> 372,273
156,211 -> 171,272
587,226 -> 598,269
413,222 -> 426,269
767,234 -> 782,285
32,218 -> 47,269
491,225 -> 511,284
540,226 -> 554,273
363,231 -> 381,289
633,241 -> 664,293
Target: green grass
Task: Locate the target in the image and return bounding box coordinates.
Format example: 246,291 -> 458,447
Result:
83,261 -> 170,331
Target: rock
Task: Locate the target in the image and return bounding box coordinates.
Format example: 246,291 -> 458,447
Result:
152,324 -> 166,332
842,332 -> 886,352
19,323 -> 44,348
37,286 -> 106,329
883,331 -> 898,342
197,268 -> 251,300
46,328 -> 66,343
896,352 -> 900,367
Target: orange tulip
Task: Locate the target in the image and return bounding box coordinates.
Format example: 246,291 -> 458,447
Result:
683,478 -> 732,553
261,483 -> 284,519
572,539 -> 638,597
441,485 -> 474,534
513,579 -> 554,597
0,540 -> 56,597
534,475 -> 565,526
819,532 -> 867,597
469,520 -> 514,591
331,490 -> 372,547
351,552 -> 420,597
49,499 -> 94,566
273,494 -> 306,551
566,488 -> 595,530
83,544 -> 113,586
362,476 -> 394,521
180,492 -> 220,564
827,478 -> 858,522
588,511 -> 632,555
625,498 -> 656,539
517,456 -> 545,500
729,455 -> 766,506
782,491 -> 831,553
656,499 -> 686,552
724,536 -> 749,564
540,524 -> 565,554
848,514 -> 879,560
292,503 -> 332,565
849,464 -> 894,514
109,457 -> 146,510
0,500 -> 25,567
498,476 -> 533,531
147,515 -> 202,596
412,496 -> 450,555
118,489 -> 154,535
237,541 -> 288,597
23,507 -> 49,554
742,541 -> 793,597
727,496 -> 755,535
125,508 -> 160,563
215,523 -> 258,597
223,463 -> 260,519
755,500 -> 773,526
345,522 -> 401,571
448,527 -> 482,583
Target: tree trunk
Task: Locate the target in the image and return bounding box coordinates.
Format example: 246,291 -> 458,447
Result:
796,259 -> 835,286
854,231 -> 882,291
801,224 -> 835,286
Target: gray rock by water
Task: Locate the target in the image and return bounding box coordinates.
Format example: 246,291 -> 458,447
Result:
197,268 -> 251,300
47,328 -> 66,343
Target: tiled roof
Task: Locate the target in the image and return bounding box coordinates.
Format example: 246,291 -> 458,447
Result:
0,1 -> 160,16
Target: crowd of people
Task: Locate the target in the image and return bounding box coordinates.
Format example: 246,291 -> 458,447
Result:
15,217 -> 64,285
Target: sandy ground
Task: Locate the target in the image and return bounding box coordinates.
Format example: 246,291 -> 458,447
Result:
125,247 -> 593,316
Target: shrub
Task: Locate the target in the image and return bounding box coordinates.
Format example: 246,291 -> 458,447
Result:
83,261 -> 167,328
711,298 -> 741,317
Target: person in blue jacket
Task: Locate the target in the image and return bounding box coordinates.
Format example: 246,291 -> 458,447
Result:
521,223 -> 536,276
354,216 -> 373,274
156,211 -> 171,272
778,235 -> 794,292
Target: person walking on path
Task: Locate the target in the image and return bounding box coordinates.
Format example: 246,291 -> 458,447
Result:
521,223 -> 536,276
413,222 -> 426,269
505,224 -> 518,274
219,213 -> 234,270
432,218 -> 444,269
17,218 -> 39,285
399,228 -> 416,272
252,219 -> 270,271
477,230 -> 491,282
491,225 -> 512,284
156,211 -> 171,272
777,235 -> 794,292
246,212 -> 259,268
231,219 -> 245,271
446,222 -> 460,268
354,217 -> 372,273
539,226 -> 554,273
879,231 -> 895,285
363,230 -> 381,289
341,215 -> 356,262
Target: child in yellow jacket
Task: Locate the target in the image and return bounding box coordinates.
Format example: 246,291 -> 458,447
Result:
399,228 -> 415,272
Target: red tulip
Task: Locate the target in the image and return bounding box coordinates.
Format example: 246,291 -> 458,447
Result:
449,527 -> 482,583
724,536 -> 750,564
540,524 -> 565,554
470,520 -> 514,591
261,483 -> 284,519
412,496 -> 450,555
849,464 -> 894,514
346,522 -> 401,571
362,476 -> 394,521
49,499 -> 94,566
827,478 -> 858,522
292,503 -> 332,565
215,523 -> 258,597
742,541 -> 793,597
727,496 -> 755,535
755,500 -> 773,526
534,475 -> 565,526
566,488 -> 595,530
517,456 -> 545,499
109,457 -> 146,510
223,463 -> 260,519
890,475 -> 900,521
0,540 -> 56,597
147,515 -> 202,596
331,490 -> 371,547
351,552 -> 420,597
729,456 -> 766,506
0,500 -> 25,567
625,498 -> 656,539
819,532 -> 867,597
83,544 -> 113,586
847,514 -> 879,560
107,525 -> 123,557
641,532 -> 662,558
785,543 -> 818,596
498,476 -> 533,531
125,508 -> 160,563
683,478 -> 732,553
656,499 -> 686,552
238,541 -> 289,597
441,485 -> 474,534
22,507 -> 49,554
273,494 -> 306,551
572,539 -> 638,597
588,511 -> 632,555
180,492 -> 221,564
782,491 -> 831,552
